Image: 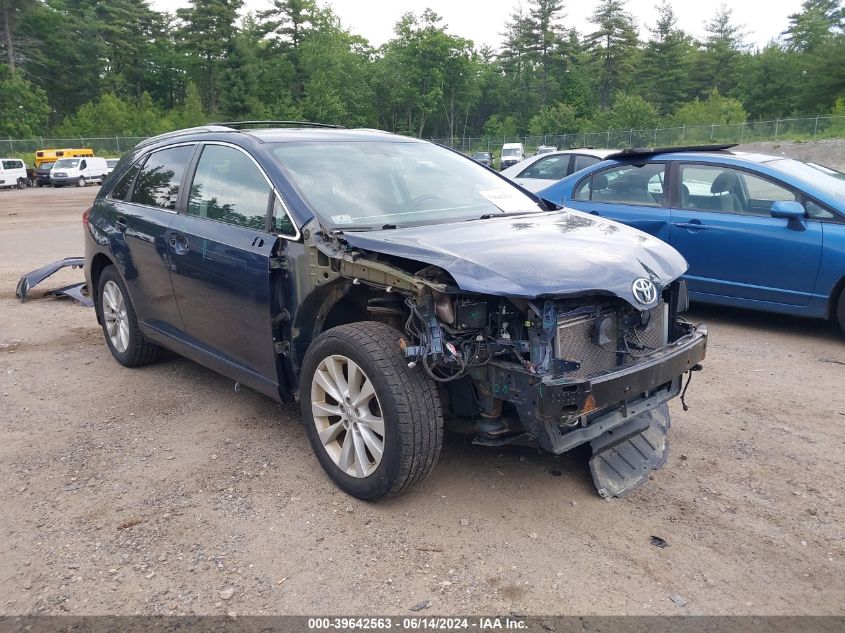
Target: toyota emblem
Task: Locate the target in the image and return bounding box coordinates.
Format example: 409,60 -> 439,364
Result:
632,278 -> 658,305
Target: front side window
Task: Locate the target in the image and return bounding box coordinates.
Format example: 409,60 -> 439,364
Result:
271,141 -> 542,229
679,165 -> 796,216
518,155 -> 568,180
187,144 -> 271,230
131,145 -> 194,210
574,163 -> 665,207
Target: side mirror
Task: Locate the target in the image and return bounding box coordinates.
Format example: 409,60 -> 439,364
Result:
771,200 -> 806,220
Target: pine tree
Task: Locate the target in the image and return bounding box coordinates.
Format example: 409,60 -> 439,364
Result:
176,0 -> 243,113
585,0 -> 639,109
784,0 -> 844,52
524,0 -> 566,106
638,1 -> 694,115
695,4 -> 747,97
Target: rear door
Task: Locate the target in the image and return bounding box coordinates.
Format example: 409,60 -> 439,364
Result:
566,162 -> 671,241
168,142 -> 285,397
104,144 -> 196,342
669,163 -> 823,305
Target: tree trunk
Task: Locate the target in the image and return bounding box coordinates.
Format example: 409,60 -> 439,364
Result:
2,5 -> 16,71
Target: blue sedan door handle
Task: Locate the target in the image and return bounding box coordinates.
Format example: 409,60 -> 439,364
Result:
674,220 -> 709,231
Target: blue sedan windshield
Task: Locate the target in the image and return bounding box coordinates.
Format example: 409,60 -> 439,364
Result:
769,158 -> 845,201
271,141 -> 541,229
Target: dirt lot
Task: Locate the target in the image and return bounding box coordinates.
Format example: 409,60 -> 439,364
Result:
1,183 -> 844,617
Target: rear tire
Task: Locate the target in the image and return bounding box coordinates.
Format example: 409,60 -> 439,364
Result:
836,288 -> 845,335
16,178 -> 25,189
300,321 -> 443,500
96,266 -> 161,367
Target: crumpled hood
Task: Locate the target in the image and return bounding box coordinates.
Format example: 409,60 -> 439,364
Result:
340,210 -> 687,308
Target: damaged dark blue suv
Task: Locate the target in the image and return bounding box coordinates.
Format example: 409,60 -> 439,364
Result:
84,122 -> 707,500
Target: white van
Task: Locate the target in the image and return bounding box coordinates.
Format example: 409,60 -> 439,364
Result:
0,158 -> 28,189
500,143 -> 525,169
50,156 -> 109,187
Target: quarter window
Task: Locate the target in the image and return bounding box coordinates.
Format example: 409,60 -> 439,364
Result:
679,165 -> 796,216
131,145 -> 195,210
187,145 -> 271,230
574,163 -> 665,207
109,162 -> 141,201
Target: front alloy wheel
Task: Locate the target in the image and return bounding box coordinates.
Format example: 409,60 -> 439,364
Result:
300,322 -> 443,500
311,355 -> 385,478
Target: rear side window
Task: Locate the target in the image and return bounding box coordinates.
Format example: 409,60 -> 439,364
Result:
2,160 -> 22,169
574,163 -> 665,207
187,145 -> 271,230
131,145 -> 195,210
572,154 -> 601,173
109,162 -> 142,201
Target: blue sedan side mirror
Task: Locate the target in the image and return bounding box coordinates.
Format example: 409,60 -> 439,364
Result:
770,200 -> 806,220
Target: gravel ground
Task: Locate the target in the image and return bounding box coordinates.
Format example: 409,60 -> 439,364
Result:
1,179 -> 844,617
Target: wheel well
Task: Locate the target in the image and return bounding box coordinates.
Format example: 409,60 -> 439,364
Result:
90,253 -> 114,304
831,274 -> 845,321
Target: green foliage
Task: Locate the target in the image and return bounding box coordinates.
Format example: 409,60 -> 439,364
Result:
1,0 -> 844,143
483,114 -> 518,139
668,89 -> 747,127
589,92 -> 660,130
585,0 -> 639,108
0,65 -> 49,137
528,102 -> 578,135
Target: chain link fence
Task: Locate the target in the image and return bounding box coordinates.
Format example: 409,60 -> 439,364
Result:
2,136 -> 147,160
3,115 -> 845,161
429,115 -> 845,155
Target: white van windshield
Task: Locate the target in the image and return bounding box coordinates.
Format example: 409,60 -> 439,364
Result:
54,159 -> 80,169
502,148 -> 521,157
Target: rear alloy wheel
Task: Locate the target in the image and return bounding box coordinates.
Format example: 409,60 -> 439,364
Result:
77,176 -> 86,187
837,288 -> 845,335
96,266 -> 161,367
300,322 -> 443,500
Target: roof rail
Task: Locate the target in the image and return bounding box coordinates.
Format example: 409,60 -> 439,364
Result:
607,143 -> 737,159
211,120 -> 344,129
135,125 -> 235,149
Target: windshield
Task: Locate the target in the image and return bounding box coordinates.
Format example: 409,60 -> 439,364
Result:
54,159 -> 79,169
502,148 -> 520,157
38,162 -> 54,171
473,153 -> 491,159
271,141 -> 542,229
770,158 -> 845,200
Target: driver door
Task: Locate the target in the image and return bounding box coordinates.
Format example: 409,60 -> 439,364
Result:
669,163 -> 823,306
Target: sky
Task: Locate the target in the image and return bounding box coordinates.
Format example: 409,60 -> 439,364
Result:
150,0 -> 805,50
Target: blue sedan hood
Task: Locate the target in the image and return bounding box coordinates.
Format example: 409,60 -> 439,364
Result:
340,210 -> 688,307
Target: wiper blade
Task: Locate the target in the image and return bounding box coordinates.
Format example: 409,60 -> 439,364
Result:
474,211 -> 541,221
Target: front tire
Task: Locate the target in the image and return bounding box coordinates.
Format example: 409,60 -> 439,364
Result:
300,322 -> 443,500
77,177 -> 86,187
96,266 -> 161,367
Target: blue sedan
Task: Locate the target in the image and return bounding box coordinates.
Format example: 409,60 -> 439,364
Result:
539,149 -> 845,332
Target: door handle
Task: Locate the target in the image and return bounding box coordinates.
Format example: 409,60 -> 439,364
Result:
115,217 -> 128,232
673,221 -> 709,231
169,233 -> 189,254
252,236 -> 265,248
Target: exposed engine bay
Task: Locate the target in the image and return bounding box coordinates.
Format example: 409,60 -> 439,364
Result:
298,224 -> 708,496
